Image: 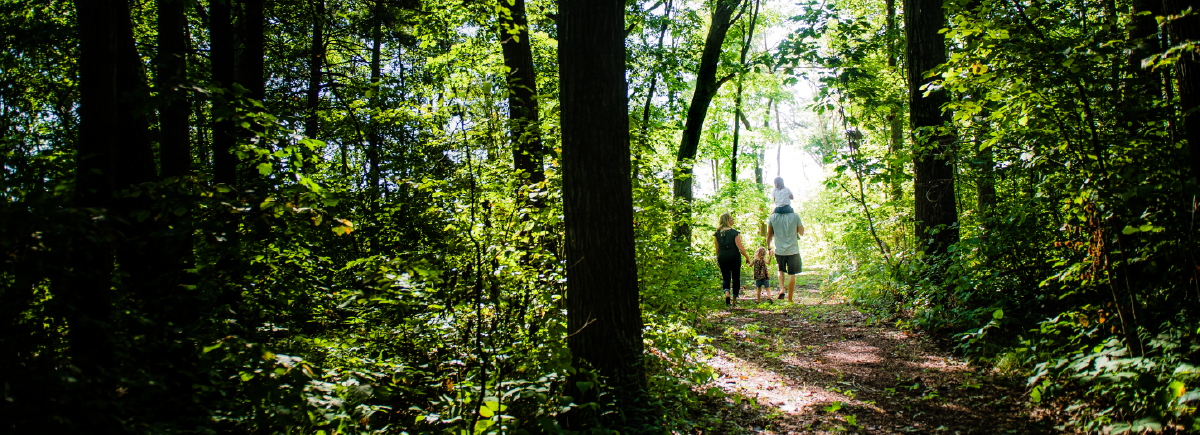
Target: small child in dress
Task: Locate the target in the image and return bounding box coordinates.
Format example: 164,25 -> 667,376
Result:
752,247 -> 771,301
772,177 -> 795,214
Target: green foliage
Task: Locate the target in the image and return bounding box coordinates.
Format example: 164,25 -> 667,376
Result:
790,0 -> 1200,431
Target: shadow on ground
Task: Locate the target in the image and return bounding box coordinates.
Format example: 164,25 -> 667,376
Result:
687,266 -> 1057,435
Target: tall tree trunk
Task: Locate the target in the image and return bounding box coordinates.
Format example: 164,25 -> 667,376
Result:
905,0 -> 958,255
1165,0 -> 1199,181
209,0 -> 242,311
975,123 -> 996,224
729,0 -> 760,184
558,0 -> 655,428
240,0 -> 266,189
240,0 -> 265,104
1125,0 -> 1162,100
369,0 -> 384,252
757,98 -> 770,187
635,0 -> 673,181
211,0 -> 237,188
111,0 -> 158,315
70,0 -> 122,396
672,0 -> 741,240
499,0 -> 544,186
159,0 -> 190,178
887,0 -> 904,205
304,0 -> 325,168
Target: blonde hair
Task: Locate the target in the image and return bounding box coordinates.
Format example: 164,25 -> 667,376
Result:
718,212 -> 734,234
754,247 -> 767,260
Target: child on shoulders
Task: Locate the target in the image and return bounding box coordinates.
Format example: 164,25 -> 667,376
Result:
772,177 -> 794,215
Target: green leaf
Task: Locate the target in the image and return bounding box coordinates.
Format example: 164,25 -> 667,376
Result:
257,163 -> 272,175
576,381 -> 593,393
824,401 -> 842,413
1170,381 -> 1186,399
993,309 -> 1004,320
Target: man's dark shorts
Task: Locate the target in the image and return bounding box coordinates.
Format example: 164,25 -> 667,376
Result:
775,254 -> 802,275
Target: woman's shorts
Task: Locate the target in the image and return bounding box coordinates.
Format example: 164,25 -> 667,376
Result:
775,254 -> 802,275
754,278 -> 769,287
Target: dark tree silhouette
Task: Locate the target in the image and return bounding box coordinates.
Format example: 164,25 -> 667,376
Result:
905,0 -> 958,255
558,0 -> 656,429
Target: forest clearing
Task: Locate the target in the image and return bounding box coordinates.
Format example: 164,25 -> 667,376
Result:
3,0 -> 1199,433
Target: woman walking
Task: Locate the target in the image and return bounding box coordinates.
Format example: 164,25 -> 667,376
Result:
714,212 -> 751,306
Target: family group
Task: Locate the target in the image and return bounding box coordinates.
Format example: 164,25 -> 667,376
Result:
712,177 -> 805,307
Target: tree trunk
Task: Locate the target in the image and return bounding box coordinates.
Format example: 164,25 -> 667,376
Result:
158,0 -> 190,178
1125,0 -> 1162,99
672,0 -> 741,240
1165,0 -> 1199,181
975,124 -> 996,223
557,0 -> 655,428
887,0 -> 904,205
210,0 -> 237,188
369,0 -> 383,251
905,0 -> 958,255
756,98 -> 769,187
70,0 -> 122,392
240,0 -> 265,104
636,0 -> 673,181
499,0 -> 544,185
729,0 -> 760,184
209,0 -> 242,312
304,0 -> 325,161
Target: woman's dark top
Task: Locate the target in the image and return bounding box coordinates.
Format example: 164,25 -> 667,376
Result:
714,228 -> 741,262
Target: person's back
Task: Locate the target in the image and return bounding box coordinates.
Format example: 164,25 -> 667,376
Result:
768,212 -> 802,256
767,211 -> 804,302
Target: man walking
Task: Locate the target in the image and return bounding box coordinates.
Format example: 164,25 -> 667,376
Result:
766,209 -> 804,302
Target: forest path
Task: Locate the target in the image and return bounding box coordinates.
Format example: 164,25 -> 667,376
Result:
691,266 -> 1056,434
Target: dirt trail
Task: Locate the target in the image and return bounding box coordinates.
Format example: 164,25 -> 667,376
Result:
690,266 -> 1055,434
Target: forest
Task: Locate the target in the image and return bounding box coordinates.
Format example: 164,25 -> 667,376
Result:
1,0 -> 1198,433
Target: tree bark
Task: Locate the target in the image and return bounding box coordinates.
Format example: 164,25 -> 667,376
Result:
71,0 -> 122,389
905,0 -> 958,255
729,0 -> 759,184
887,0 -> 904,205
558,0 -> 655,428
1125,0 -> 1162,100
499,0 -> 544,185
672,0 -> 741,240
635,0 -> 673,181
369,0 -> 383,244
305,0 -> 325,156
158,0 -> 191,178
210,0 -> 237,188
1165,0 -> 1200,181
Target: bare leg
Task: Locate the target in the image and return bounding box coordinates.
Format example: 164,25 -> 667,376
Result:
777,271 -> 786,298
756,286 -> 762,301
787,274 -> 797,303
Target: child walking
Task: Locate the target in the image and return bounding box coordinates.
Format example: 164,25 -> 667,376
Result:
751,247 -> 771,301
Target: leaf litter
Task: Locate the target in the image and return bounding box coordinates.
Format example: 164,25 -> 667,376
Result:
681,266 -> 1059,434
